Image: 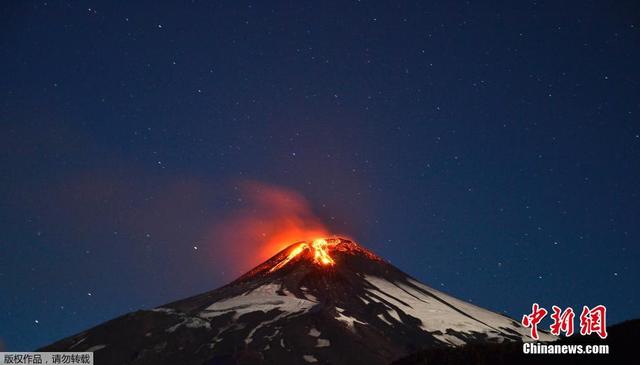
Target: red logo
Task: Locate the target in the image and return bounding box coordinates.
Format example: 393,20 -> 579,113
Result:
550,306 -> 575,336
521,303 -> 548,340
522,304 -> 607,340
579,305 -> 608,339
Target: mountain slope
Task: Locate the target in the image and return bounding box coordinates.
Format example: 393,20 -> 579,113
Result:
41,238 -> 554,364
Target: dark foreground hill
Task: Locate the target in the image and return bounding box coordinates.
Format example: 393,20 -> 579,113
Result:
392,319 -> 638,365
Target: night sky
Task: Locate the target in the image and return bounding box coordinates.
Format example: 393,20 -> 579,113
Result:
2,0 -> 639,351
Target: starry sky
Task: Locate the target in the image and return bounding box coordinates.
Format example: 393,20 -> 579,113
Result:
2,0 -> 639,351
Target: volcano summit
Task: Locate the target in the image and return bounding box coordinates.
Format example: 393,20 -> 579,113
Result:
41,237 -> 554,364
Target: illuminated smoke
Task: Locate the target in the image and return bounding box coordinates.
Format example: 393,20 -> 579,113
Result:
207,181 -> 329,276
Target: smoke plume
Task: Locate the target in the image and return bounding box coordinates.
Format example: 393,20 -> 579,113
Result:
208,182 -> 329,277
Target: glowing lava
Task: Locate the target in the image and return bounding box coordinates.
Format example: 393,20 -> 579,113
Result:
269,242 -> 308,272
269,238 -> 337,272
312,239 -> 335,265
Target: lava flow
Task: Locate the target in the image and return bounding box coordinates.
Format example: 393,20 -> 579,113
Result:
269,238 -> 338,272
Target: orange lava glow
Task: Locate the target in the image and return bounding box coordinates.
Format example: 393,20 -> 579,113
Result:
269,238 -> 337,272
312,239 -> 335,265
258,228 -> 329,266
209,181 -> 332,276
269,242 -> 308,272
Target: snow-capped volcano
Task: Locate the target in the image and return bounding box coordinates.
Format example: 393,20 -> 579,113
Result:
41,237 -> 554,364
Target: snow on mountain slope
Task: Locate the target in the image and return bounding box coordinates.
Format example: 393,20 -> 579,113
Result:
200,284 -> 318,319
364,275 -> 556,344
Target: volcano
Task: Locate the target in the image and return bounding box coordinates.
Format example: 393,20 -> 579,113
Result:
41,237 -> 555,364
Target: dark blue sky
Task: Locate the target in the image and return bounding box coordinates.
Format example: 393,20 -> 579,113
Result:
2,0 -> 639,351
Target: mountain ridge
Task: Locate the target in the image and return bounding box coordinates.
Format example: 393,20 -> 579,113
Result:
41,237 -> 554,364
